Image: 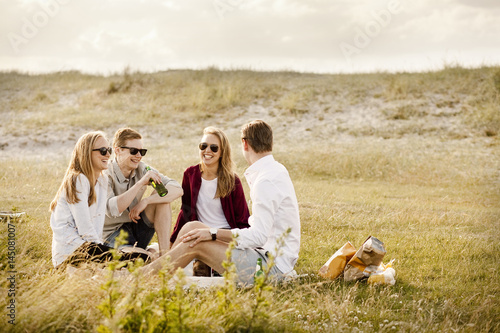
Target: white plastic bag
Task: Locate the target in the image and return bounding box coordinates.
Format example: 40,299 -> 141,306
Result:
367,259 -> 396,285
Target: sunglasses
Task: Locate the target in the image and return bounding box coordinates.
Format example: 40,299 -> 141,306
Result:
199,142 -> 219,153
120,146 -> 148,156
93,147 -> 113,156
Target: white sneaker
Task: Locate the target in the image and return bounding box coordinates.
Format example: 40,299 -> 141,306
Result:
146,242 -> 159,253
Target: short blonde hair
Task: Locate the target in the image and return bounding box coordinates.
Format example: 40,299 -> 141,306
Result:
113,127 -> 142,148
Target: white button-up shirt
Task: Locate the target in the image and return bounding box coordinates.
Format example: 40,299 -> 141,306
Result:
50,174 -> 107,267
231,155 -> 301,274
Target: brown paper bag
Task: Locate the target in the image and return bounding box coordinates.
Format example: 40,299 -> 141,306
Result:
318,242 -> 357,279
344,236 -> 386,282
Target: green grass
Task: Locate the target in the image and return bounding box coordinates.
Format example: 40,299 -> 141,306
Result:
0,66 -> 499,332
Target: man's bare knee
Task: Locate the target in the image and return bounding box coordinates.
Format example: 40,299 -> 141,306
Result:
146,202 -> 171,225
156,202 -> 171,211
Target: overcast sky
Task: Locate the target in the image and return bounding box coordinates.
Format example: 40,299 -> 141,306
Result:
1,0 -> 499,75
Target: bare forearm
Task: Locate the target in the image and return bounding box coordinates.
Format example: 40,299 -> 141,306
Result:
215,229 -> 233,243
116,181 -> 145,214
144,185 -> 183,205
179,224 -> 234,248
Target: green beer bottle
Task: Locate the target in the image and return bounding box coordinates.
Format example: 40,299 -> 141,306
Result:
145,166 -> 168,197
255,257 -> 264,279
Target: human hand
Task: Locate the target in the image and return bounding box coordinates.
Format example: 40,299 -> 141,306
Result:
142,169 -> 162,187
180,228 -> 211,248
129,200 -> 147,223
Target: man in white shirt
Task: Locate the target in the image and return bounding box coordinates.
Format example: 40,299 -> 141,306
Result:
145,120 -> 300,284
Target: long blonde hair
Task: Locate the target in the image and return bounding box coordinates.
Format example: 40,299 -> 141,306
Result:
50,131 -> 106,211
200,127 -> 236,198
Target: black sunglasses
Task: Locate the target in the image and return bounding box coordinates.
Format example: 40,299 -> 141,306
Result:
93,147 -> 112,156
120,146 -> 148,156
199,142 -> 219,153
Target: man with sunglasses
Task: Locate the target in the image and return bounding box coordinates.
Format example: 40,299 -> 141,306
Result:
144,120 -> 301,285
103,127 -> 183,257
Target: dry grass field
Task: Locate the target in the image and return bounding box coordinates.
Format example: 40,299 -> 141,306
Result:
0,66 -> 499,332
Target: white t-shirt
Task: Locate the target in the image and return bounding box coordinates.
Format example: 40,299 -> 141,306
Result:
196,177 -> 230,229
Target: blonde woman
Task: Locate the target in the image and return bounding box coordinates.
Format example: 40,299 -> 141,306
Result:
50,131 -> 112,268
171,126 -> 250,275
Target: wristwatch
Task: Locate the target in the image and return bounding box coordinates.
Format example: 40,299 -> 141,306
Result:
209,228 -> 217,241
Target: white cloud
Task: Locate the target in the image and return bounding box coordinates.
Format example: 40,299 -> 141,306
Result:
0,0 -> 499,74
